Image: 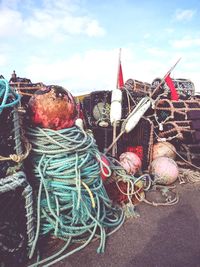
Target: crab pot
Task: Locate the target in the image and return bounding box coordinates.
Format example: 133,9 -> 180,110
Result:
0,181 -> 28,266
154,99 -> 200,123
156,121 -> 196,145
0,105 -> 18,178
82,89 -> 147,128
0,83 -> 34,266
176,144 -> 200,168
119,118 -> 154,171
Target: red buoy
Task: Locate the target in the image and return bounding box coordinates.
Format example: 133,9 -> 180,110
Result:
28,85 -> 77,130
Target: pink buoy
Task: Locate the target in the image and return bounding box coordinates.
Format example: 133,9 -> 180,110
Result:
150,156 -> 179,185
152,141 -> 176,160
119,152 -> 142,175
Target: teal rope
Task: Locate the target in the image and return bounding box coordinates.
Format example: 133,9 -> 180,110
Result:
0,78 -> 20,114
27,126 -> 124,266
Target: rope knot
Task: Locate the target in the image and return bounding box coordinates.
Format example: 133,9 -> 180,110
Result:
10,154 -> 22,162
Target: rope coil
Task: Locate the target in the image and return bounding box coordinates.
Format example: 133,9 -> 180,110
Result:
27,126 -> 124,266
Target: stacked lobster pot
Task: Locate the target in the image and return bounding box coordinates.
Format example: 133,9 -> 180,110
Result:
153,97 -> 200,169
9,70 -> 45,110
0,79 -> 34,267
82,89 -> 153,171
124,78 -> 151,95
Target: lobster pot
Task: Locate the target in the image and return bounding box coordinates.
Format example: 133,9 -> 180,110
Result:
82,90 -> 147,128
10,82 -> 44,108
176,144 -> 200,168
9,71 -> 45,110
188,111 -> 200,143
0,172 -> 34,267
82,90 -> 111,128
121,89 -> 147,118
124,78 -> 151,95
119,118 -> 154,171
156,121 -> 196,145
150,78 -> 195,100
0,106 -> 20,178
0,81 -> 34,265
154,99 -> 200,125
92,126 -> 120,154
172,78 -> 195,99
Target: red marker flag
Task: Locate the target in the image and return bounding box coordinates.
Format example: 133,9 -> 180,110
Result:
165,73 -> 179,101
116,48 -> 124,89
117,61 -> 124,89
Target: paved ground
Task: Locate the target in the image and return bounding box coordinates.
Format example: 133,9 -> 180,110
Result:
30,181 -> 200,267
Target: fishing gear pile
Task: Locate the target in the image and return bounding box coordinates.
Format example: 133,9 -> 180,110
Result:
0,78 -> 34,267
25,85 -> 124,266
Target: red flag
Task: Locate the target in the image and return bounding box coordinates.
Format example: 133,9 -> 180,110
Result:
117,61 -> 124,89
165,73 -> 179,101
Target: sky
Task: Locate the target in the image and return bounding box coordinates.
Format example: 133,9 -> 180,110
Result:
0,0 -> 200,95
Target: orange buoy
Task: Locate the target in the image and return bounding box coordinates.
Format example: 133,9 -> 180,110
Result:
28,85 -> 77,130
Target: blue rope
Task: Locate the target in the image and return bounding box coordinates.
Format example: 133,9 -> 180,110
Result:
0,78 -> 20,114
27,126 -> 124,266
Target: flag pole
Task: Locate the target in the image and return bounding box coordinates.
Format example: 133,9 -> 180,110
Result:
151,57 -> 181,98
112,48 -> 122,157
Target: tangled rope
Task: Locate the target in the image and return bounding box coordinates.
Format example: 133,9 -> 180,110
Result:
27,126 -> 124,266
0,79 -> 20,114
106,157 -> 179,209
179,168 -> 200,183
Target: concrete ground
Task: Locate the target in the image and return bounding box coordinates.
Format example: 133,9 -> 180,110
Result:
31,181 -> 200,267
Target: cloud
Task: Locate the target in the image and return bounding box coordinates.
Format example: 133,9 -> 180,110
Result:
8,45 -> 200,95
171,37 -> 200,48
0,54 -> 8,67
145,47 -> 168,57
0,8 -> 23,37
174,9 -> 196,21
24,10 -> 105,38
0,0 -> 105,39
24,49 -> 120,94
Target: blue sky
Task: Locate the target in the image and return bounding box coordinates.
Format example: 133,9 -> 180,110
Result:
0,0 -> 200,95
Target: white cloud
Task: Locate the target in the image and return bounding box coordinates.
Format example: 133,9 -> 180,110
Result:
0,0 -> 105,39
0,54 -> 8,67
175,9 -> 196,21
171,37 -> 200,48
24,10 -> 105,38
145,47 -> 167,57
9,46 -> 200,95
85,20 -> 105,37
0,8 -> 23,37
24,49 -> 120,94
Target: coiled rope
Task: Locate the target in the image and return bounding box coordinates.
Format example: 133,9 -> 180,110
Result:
27,126 -> 124,266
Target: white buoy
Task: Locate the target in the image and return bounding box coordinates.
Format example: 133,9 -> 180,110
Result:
110,88 -> 122,125
124,97 -> 151,133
